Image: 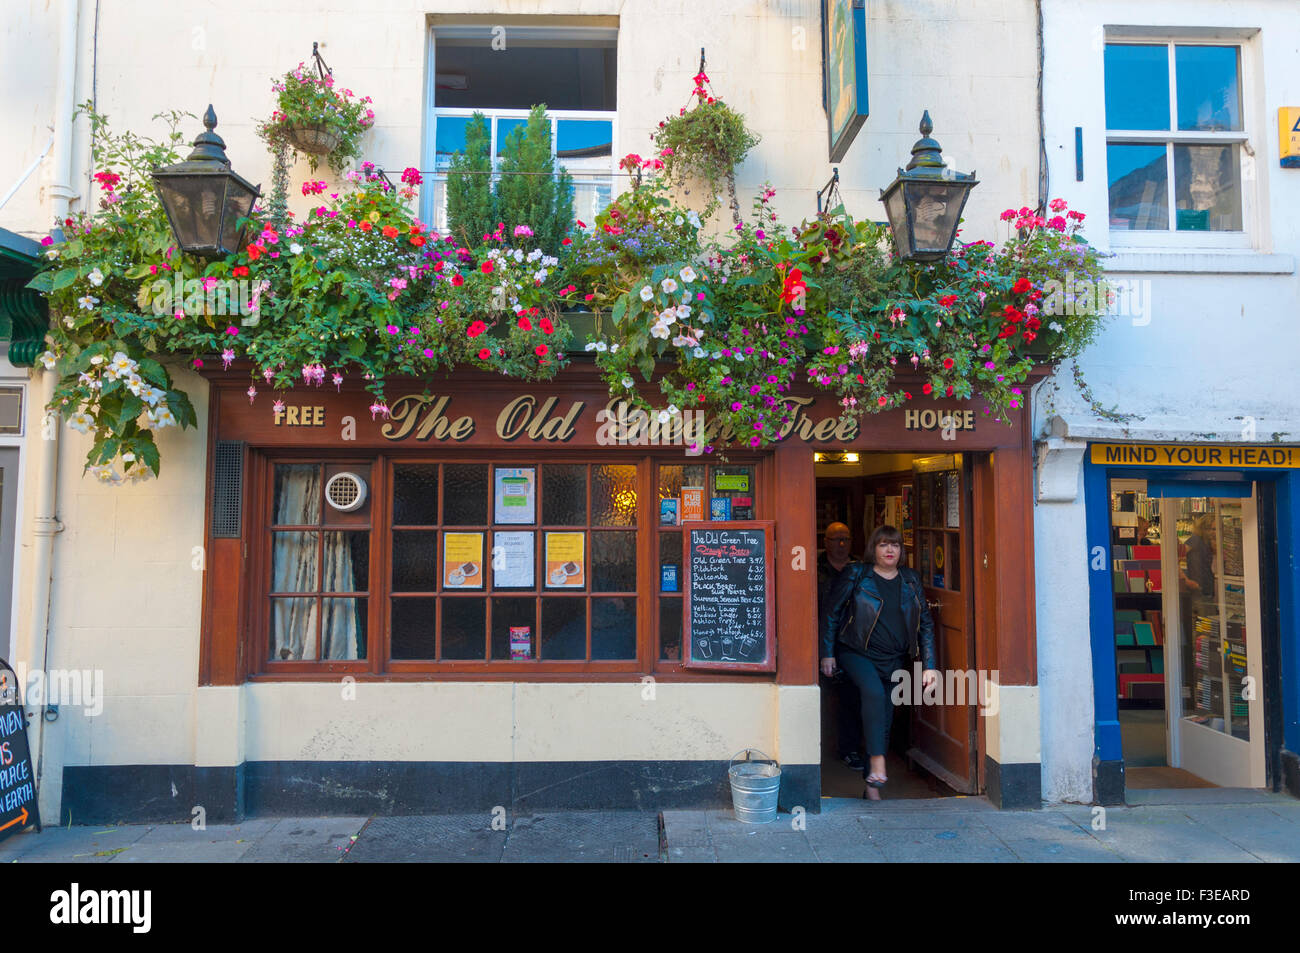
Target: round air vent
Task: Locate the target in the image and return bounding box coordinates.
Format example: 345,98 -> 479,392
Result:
325,472 -> 368,513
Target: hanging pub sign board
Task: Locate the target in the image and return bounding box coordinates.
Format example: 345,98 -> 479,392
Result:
822,0 -> 869,162
0,661 -> 40,842
682,522 -> 776,672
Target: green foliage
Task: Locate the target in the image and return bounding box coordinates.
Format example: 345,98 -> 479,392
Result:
494,105 -> 575,255
445,112 -> 495,248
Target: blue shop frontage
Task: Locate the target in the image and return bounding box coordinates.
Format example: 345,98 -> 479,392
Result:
1083,442 -> 1300,803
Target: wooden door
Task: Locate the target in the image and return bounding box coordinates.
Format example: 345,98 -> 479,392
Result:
907,455 -> 979,793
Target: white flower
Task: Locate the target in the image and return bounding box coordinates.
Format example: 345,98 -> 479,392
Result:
88,267 -> 104,286
153,406 -> 177,428
667,404 -> 680,416
711,350 -> 722,359
594,341 -> 608,352
121,451 -> 136,463
679,266 -> 697,284
585,341 -> 598,351
657,410 -> 670,424
650,321 -> 671,340
674,215 -> 684,226
621,376 -> 634,389
610,343 -> 619,353
512,249 -> 524,263
639,285 -> 654,302
687,211 -> 701,228
673,334 -> 696,348
1048,321 -> 1065,333
110,351 -> 135,376
693,346 -> 706,358
140,385 -> 163,407
39,351 -> 57,369
660,277 -> 678,294
89,464 -> 121,485
658,309 -> 677,327
533,269 -> 548,283
67,412 -> 94,433
289,242 -> 303,255
527,248 -> 543,262
676,304 -> 692,320
63,316 -> 75,328
700,312 -> 712,324
734,351 -> 746,361
77,295 -> 99,310
89,354 -> 104,365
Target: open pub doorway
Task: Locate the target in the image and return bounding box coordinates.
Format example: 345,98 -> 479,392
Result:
816,450 -> 979,800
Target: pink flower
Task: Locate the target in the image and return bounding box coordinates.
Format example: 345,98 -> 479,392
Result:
333,372 -> 343,391
221,348 -> 235,370
225,325 -> 239,336
246,385 -> 257,404
1049,198 -> 1068,212
192,358 -> 204,369
369,401 -> 389,420
272,399 -> 285,416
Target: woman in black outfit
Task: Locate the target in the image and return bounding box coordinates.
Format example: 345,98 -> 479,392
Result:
819,525 -> 939,799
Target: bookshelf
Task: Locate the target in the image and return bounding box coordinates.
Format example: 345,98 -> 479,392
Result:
1109,483 -> 1164,707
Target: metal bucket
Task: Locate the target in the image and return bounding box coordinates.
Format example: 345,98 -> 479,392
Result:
728,749 -> 781,824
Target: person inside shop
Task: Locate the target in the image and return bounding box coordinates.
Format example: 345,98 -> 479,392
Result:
820,525 -> 938,800
818,522 -> 863,771
1137,515 -> 1155,546
1181,513 -> 1216,599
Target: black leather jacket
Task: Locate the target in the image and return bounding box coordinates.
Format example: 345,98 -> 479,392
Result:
819,564 -> 938,669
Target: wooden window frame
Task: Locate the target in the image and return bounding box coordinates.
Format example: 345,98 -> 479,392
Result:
244,448 -> 766,679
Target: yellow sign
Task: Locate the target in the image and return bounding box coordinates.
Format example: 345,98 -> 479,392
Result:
1091,443 -> 1300,468
544,532 -> 585,588
1281,108 -> 1300,168
443,533 -> 484,589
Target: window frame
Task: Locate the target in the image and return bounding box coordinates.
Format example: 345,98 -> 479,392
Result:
421,23 -> 620,232
246,449 -> 765,680
1102,33 -> 1259,251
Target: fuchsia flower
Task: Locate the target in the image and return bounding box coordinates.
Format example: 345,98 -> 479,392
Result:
369,401 -> 389,420
246,385 -> 257,404
333,372 -> 343,391
221,348 -> 235,370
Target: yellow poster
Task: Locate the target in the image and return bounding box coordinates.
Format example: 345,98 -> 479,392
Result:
443,532 -> 484,589
681,487 -> 705,522
545,532 -> 585,588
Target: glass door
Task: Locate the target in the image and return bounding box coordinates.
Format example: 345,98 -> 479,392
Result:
1161,489 -> 1265,787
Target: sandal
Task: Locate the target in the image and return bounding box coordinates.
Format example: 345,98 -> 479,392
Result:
864,774 -> 888,788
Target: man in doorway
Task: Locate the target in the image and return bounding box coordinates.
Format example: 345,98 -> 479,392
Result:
819,522 -> 863,770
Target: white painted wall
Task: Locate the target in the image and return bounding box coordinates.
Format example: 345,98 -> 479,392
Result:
1,0 -> 1041,815
1035,0 -> 1300,802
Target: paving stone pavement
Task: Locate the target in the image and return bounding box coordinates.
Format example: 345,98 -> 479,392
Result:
2,791 -> 1297,862
662,792 -> 1300,863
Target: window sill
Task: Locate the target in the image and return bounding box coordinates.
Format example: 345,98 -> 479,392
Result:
1104,251 -> 1296,275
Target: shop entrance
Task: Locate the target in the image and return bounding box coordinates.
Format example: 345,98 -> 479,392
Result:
1107,478 -> 1269,789
816,451 -> 980,798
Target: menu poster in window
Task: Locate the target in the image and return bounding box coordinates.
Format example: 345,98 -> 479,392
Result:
494,467 -> 536,524
544,532 -> 585,588
683,521 -> 776,672
945,472 -> 961,528
492,530 -> 535,588
681,487 -> 705,522
510,626 -> 532,660
0,664 -> 39,842
444,533 -> 484,588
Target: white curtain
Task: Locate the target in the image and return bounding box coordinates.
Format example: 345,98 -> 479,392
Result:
271,466 -> 361,661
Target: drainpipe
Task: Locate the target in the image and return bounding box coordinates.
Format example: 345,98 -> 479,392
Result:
29,0 -> 81,813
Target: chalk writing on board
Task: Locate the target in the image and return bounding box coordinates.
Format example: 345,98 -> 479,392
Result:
686,526 -> 771,667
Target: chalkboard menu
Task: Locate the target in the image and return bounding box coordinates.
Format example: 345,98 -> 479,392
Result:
682,522 -> 776,672
0,662 -> 39,841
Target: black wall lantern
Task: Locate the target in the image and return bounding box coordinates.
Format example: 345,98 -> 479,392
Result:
152,105 -> 261,259
880,111 -> 977,262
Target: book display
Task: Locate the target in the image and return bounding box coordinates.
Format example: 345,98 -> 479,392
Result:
1109,484 -> 1165,705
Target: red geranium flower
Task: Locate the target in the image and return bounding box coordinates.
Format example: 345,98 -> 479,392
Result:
1012,277 -> 1032,295
943,358 -> 955,370
467,320 -> 487,338
245,243 -> 266,261
481,260 -> 495,275
409,235 -> 426,247
517,317 -> 532,331
232,266 -> 249,277
451,273 -> 464,287
478,347 -> 491,360
938,294 -> 958,308
534,344 -> 548,357
359,221 -> 373,232
539,317 -> 554,335
382,225 -> 400,239
922,383 -> 933,394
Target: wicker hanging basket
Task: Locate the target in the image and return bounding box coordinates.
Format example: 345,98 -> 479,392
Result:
282,122 -> 342,156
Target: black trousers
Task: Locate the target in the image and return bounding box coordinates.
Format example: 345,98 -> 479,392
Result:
821,671 -> 863,758
836,648 -> 908,765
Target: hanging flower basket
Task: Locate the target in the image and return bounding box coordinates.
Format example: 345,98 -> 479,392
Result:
282,122 -> 342,156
